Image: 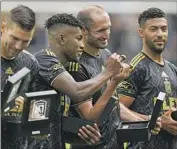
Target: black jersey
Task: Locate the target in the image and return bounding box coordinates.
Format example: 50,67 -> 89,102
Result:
31,49 -> 66,92
1,50 -> 39,149
117,52 -> 177,149
31,49 -> 67,149
1,50 -> 39,91
66,49 -> 121,149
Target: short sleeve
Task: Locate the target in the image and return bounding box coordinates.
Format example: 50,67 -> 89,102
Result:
117,63 -> 146,98
35,50 -> 66,86
64,61 -> 89,82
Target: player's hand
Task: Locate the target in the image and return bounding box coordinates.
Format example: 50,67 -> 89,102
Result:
161,108 -> 177,136
104,53 -> 124,77
9,96 -> 24,113
151,117 -> 162,135
111,63 -> 130,82
78,123 -> 101,145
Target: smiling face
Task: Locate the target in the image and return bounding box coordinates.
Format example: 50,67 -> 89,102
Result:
139,18 -> 168,54
1,22 -> 34,59
86,12 -> 111,49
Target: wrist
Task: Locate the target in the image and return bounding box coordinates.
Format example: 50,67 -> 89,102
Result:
110,79 -> 119,86
102,69 -> 113,78
143,115 -> 151,121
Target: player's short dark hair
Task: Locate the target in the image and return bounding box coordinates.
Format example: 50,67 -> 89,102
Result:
8,5 -> 35,31
45,13 -> 83,30
138,7 -> 166,27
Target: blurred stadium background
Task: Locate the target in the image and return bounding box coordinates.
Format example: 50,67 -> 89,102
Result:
2,1 -> 177,65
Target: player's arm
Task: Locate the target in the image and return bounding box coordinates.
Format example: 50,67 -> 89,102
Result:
76,80 -> 119,121
71,62 -> 130,121
52,53 -> 123,103
118,94 -> 145,121
117,64 -> 149,121
118,93 -> 156,121
119,95 -> 161,135
117,64 -> 161,134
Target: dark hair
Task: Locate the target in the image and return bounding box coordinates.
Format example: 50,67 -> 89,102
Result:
45,13 -> 83,30
8,5 -> 35,31
138,7 -> 166,27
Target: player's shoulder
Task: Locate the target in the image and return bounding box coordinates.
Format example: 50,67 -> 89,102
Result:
64,61 -> 86,73
34,49 -> 55,57
130,52 -> 147,72
20,50 -> 38,63
165,59 -> 177,73
34,49 -> 58,61
21,50 -> 35,58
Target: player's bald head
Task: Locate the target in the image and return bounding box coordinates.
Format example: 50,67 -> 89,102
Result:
77,5 -> 108,30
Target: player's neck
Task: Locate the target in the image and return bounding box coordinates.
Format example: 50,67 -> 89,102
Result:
56,50 -> 68,65
49,45 -> 67,65
84,42 -> 99,57
142,47 -> 164,65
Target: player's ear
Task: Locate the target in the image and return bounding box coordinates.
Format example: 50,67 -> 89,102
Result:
1,22 -> 7,34
57,33 -> 66,45
138,28 -> 145,38
82,27 -> 89,36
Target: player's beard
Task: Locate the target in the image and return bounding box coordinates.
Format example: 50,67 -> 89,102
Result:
87,36 -> 108,49
145,37 -> 167,54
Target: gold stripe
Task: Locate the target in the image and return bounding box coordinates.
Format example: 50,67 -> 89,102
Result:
49,50 -> 55,56
46,49 -> 50,55
72,62 -> 75,71
60,96 -> 64,105
76,63 -> 79,71
46,49 -> 56,56
69,62 -> 72,72
130,55 -> 145,71
131,53 -> 143,66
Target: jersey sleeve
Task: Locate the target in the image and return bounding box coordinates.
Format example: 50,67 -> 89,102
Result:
117,63 -> 146,98
169,62 -> 177,76
35,50 -> 66,86
64,61 -> 89,82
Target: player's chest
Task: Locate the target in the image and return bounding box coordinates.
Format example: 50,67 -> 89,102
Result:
145,64 -> 177,94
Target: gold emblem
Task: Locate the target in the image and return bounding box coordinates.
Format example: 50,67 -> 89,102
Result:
164,78 -> 172,94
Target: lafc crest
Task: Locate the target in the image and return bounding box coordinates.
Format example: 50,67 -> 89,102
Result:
29,100 -> 48,120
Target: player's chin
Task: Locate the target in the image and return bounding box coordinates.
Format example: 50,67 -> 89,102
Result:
99,44 -> 108,49
155,48 -> 164,54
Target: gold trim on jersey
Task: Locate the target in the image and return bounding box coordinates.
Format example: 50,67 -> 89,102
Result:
60,95 -> 70,116
130,52 -> 145,71
68,62 -> 79,72
45,49 -> 56,56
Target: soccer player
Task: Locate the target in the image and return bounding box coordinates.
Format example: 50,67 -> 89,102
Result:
66,5 -> 143,149
1,5 -> 38,149
32,13 -> 124,149
118,7 -> 177,149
